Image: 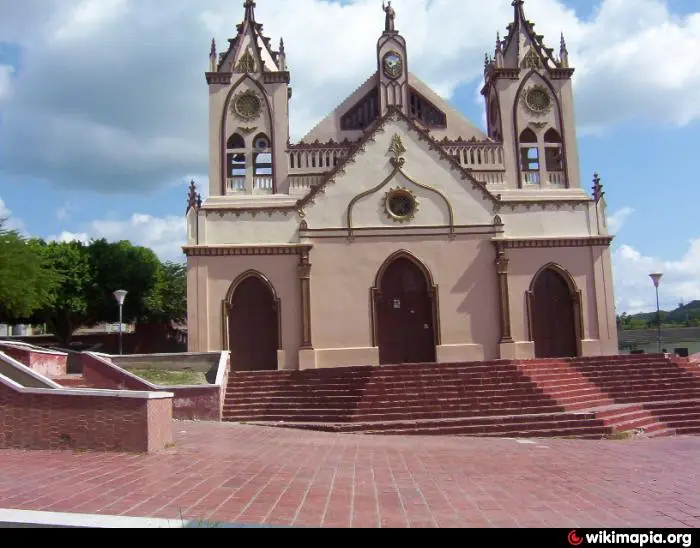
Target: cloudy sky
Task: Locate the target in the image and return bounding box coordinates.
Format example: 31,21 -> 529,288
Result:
0,0 -> 698,314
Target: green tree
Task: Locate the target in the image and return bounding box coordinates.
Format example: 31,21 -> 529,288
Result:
143,261 -> 187,325
29,239 -> 94,345
86,239 -> 161,324
0,223 -> 60,322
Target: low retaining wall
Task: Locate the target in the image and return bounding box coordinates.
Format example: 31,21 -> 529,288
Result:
80,352 -> 229,422
0,342 -> 67,378
0,354 -> 173,453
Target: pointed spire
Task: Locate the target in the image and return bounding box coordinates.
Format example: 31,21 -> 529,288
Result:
592,173 -> 605,203
209,38 -> 217,71
560,32 -> 569,68
278,37 -> 286,71
494,32 -> 504,68
243,0 -> 256,23
512,0 -> 526,26
186,181 -> 199,214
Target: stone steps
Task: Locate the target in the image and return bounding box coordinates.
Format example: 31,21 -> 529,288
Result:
223,355 -> 700,438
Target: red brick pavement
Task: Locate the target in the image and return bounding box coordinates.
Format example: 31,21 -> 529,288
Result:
0,422 -> 697,528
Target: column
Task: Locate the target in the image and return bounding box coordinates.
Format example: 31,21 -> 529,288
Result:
298,249 -> 313,349
496,246 -> 514,344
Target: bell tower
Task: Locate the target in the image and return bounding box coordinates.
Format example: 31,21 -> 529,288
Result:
205,0 -> 291,198
482,0 -> 580,191
377,2 -> 409,117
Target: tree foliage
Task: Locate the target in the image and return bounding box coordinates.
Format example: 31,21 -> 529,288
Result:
143,261 -> 187,325
0,223 -> 61,322
0,229 -> 187,343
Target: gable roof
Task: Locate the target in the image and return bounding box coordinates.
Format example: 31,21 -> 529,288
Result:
297,106 -> 498,210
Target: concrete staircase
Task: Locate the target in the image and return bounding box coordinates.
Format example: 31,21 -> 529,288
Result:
223,354 -> 700,438
51,374 -> 96,389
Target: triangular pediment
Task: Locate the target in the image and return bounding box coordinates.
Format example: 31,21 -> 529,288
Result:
300,111 -> 497,231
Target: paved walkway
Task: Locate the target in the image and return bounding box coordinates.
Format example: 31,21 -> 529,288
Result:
0,422 -> 698,528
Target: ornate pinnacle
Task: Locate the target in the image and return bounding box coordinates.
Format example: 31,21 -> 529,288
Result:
186,181 -> 200,214
560,32 -> 568,53
592,173 -> 605,203
210,38 -> 216,57
279,37 -> 285,54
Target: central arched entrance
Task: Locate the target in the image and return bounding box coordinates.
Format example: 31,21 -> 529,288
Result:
227,273 -> 279,371
529,265 -> 580,359
374,253 -> 437,365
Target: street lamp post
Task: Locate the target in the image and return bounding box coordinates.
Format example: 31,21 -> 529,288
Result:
113,290 -> 128,355
649,273 -> 663,355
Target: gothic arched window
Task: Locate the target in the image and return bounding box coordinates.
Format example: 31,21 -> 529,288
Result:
544,128 -> 564,172
519,128 -> 540,184
226,133 -> 246,190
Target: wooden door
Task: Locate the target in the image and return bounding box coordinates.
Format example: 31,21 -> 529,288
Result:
531,268 -> 578,358
228,276 -> 279,371
376,258 -> 436,365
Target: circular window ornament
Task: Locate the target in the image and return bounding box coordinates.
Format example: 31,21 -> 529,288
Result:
525,85 -> 552,114
232,90 -> 262,121
383,188 -> 418,222
383,51 -> 403,79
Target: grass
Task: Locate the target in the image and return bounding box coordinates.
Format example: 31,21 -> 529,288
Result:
124,368 -> 208,386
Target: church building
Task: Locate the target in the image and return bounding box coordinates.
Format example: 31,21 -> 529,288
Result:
184,0 -> 618,371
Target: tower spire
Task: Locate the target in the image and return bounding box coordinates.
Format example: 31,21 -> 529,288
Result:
244,0 -> 256,23
560,32 -> 569,68
512,0 -> 526,26
209,38 -> 217,71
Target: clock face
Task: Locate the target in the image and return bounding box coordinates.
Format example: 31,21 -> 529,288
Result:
383,51 -> 403,79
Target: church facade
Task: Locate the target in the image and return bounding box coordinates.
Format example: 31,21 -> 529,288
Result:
184,0 -> 618,371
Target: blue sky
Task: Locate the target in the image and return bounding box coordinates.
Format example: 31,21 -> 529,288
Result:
0,0 -> 699,314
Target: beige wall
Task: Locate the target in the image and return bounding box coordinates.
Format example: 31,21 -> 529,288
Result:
308,234 -> 501,361
187,254 -> 302,369
507,245 -> 617,355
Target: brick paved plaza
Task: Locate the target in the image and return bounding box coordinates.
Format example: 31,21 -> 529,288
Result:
0,422 -> 697,528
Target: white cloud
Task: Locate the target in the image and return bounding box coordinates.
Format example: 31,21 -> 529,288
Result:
0,0 -> 698,192
607,206 -> 635,234
48,231 -> 90,245
613,240 -> 700,314
50,213 -> 186,261
0,196 -> 26,233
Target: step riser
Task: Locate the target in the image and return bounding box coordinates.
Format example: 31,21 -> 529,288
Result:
224,355 -> 699,439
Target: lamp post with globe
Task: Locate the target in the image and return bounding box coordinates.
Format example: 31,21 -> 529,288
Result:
649,273 -> 663,355
113,290 -> 128,355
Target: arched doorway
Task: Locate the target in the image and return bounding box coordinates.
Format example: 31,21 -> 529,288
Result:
529,266 -> 580,358
374,254 -> 437,365
227,273 -> 279,371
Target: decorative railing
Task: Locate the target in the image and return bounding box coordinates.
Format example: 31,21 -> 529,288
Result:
227,177 -> 245,193
547,170 -> 566,186
288,147 -> 352,175
522,170 -> 541,185
443,143 -> 505,171
289,174 -> 324,195
471,171 -> 506,185
254,176 -> 273,193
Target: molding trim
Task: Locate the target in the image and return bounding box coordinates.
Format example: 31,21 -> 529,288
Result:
494,236 -> 613,250
183,245 -> 312,257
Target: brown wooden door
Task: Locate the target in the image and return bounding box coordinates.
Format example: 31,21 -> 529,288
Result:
376,258 -> 436,365
228,276 -> 279,371
532,268 -> 578,358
